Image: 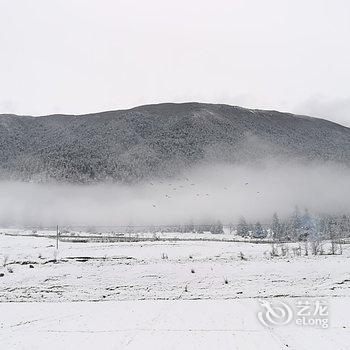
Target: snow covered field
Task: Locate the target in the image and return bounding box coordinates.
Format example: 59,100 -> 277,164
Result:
1,232 -> 350,301
1,298 -> 350,350
1,231 -> 350,349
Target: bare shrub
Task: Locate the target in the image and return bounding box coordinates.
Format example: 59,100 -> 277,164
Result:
319,246 -> 325,255
153,233 -> 159,241
310,239 -> 322,255
339,243 -> 343,255
280,244 -> 289,257
292,246 -> 301,257
270,244 -> 278,258
238,252 -> 247,260
330,239 -> 343,255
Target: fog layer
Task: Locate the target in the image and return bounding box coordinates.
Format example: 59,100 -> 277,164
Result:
0,162 -> 349,227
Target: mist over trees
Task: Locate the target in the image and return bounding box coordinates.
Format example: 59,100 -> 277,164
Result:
236,207 -> 350,243
0,159 -> 350,228
158,207 -> 350,241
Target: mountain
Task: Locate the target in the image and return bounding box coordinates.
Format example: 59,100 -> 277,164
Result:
0,102 -> 349,183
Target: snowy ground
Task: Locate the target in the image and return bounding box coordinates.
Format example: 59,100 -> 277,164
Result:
1,233 -> 349,301
1,231 -> 350,349
0,227 -> 271,242
1,299 -> 350,350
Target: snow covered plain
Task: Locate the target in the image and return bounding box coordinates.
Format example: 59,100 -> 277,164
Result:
1,231 -> 350,349
1,298 -> 350,350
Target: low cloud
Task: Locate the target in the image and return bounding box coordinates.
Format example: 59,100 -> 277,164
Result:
0,161 -> 349,227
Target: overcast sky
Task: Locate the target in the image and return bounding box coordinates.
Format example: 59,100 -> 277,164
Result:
1,0 -> 349,126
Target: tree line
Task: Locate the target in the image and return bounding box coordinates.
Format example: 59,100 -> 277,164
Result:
236,207 -> 350,241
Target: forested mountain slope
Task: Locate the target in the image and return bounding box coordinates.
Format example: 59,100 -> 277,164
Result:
1,103 -> 349,183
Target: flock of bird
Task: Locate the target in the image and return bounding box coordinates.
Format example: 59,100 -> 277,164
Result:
150,178 -> 261,208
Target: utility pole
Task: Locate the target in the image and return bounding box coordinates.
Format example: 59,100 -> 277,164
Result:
56,225 -> 59,250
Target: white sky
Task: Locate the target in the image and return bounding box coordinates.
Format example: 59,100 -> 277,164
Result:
1,0 -> 350,126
